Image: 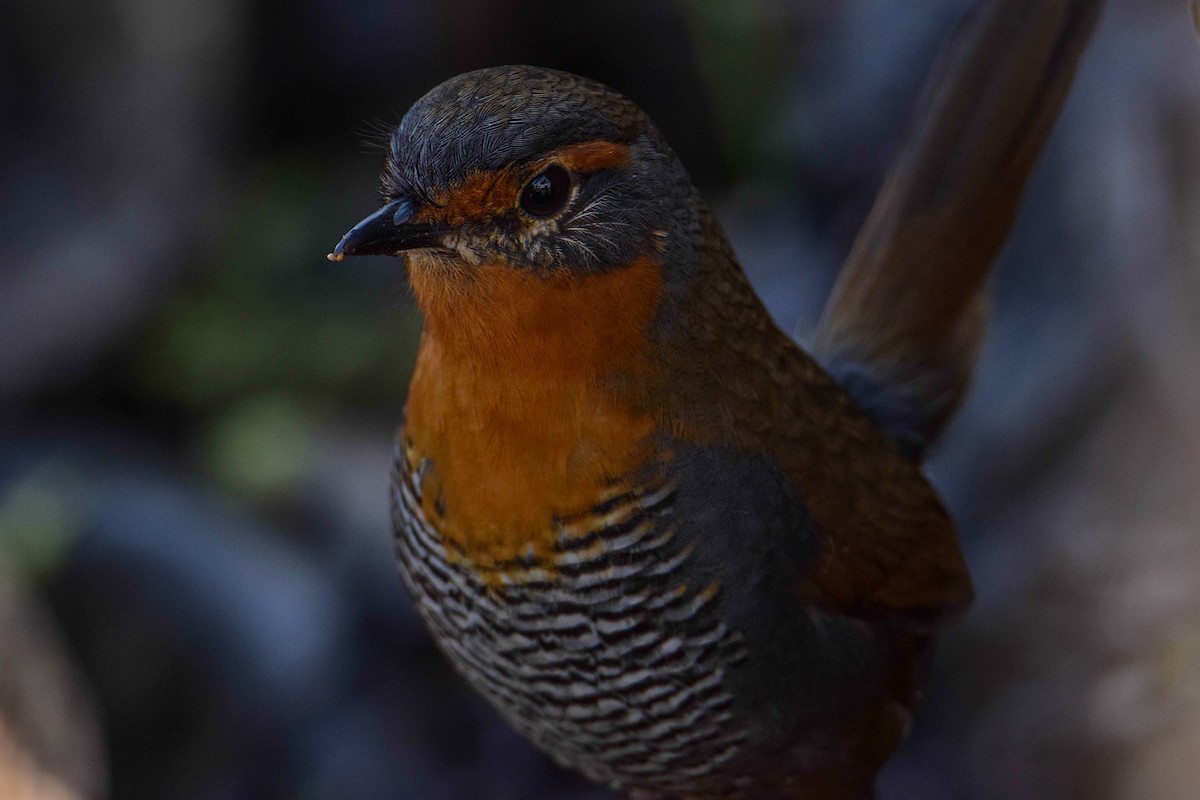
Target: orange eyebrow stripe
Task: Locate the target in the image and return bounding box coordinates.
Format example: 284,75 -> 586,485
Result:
556,140 -> 631,173
421,168 -> 520,226
416,140 -> 630,226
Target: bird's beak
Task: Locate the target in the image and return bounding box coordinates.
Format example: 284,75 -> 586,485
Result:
327,197 -> 444,262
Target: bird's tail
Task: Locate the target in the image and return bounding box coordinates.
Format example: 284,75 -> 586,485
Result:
811,0 -> 1104,459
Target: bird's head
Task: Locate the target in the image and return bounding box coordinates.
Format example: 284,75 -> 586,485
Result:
328,66 -> 704,329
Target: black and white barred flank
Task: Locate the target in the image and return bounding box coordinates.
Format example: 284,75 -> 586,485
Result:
391,438 -> 752,797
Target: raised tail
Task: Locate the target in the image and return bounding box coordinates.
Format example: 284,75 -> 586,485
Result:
812,0 -> 1105,459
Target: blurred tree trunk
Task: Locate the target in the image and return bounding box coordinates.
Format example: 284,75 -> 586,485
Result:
0,562 -> 106,800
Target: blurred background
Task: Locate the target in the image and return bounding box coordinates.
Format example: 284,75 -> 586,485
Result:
2,0 -> 1199,798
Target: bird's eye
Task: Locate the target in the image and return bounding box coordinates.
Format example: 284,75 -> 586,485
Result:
519,165 -> 571,218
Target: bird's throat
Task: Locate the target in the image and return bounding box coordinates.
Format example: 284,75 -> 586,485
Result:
402,257 -> 665,573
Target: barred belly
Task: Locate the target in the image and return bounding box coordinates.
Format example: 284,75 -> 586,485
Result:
390,444 -> 751,796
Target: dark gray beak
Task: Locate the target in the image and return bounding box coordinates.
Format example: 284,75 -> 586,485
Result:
327,197 -> 444,262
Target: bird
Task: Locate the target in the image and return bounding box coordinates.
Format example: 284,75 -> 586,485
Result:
327,1 -> 1102,796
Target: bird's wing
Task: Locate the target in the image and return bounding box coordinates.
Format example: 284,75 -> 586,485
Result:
774,359 -> 975,630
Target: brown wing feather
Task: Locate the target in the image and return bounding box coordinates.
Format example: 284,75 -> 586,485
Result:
661,214 -> 972,627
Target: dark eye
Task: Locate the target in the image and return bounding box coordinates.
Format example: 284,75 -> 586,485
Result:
519,165 -> 571,218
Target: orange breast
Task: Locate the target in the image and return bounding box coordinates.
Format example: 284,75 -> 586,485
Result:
403,256 -> 665,573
